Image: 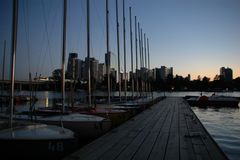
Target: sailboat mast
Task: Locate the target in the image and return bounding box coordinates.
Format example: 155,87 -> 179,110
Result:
147,38 -> 150,69
116,0 -> 121,101
129,7 -> 134,99
10,0 -> 18,128
62,0 -> 67,113
144,33 -> 147,94
138,23 -> 141,96
87,0 -> 92,107
141,29 -> 143,68
106,0 -> 110,105
141,28 -> 144,96
123,0 -> 127,101
135,16 -> 139,98
144,34 -> 147,69
147,38 -> 151,96
1,40 -> 6,106
2,40 -> 6,81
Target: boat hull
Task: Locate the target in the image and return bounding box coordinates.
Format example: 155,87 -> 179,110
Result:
0,124 -> 78,160
0,113 -> 111,140
187,97 -> 239,108
39,119 -> 111,140
1,138 -> 77,160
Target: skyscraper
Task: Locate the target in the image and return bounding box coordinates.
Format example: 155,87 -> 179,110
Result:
91,58 -> 99,81
67,53 -> 79,80
105,52 -> 117,70
156,66 -> 173,81
220,67 -> 233,81
84,57 -> 99,81
77,59 -> 84,81
98,63 -> 106,82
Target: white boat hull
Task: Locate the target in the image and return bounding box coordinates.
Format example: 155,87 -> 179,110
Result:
39,114 -> 111,139
0,124 -> 78,159
0,113 -> 111,140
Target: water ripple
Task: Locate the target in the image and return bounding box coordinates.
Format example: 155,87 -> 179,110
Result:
192,107 -> 240,160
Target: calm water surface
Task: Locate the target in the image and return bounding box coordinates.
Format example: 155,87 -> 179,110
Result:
192,107 -> 240,160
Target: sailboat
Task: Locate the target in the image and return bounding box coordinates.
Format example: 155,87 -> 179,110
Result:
65,0 -> 144,124
110,4 -> 157,114
0,0 -> 78,159
22,0 -> 141,129
10,0 -> 112,139
32,0 -> 130,128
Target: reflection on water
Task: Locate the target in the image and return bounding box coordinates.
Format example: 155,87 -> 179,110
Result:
45,97 -> 49,108
192,107 -> 240,160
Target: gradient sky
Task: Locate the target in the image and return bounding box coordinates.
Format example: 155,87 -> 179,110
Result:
0,0 -> 240,81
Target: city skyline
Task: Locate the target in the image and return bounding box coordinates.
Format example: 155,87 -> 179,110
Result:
0,0 -> 240,81
53,52 -> 235,82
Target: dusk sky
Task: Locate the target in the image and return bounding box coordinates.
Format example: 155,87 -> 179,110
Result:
0,0 -> 240,81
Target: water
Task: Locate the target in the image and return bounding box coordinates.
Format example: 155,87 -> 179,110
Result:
159,91 -> 240,160
1,90 -> 240,159
192,107 -> 240,160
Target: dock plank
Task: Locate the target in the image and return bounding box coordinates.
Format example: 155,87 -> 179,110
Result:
138,100 -> 175,160
64,97 -> 228,160
99,102 -> 167,160
179,101 -> 196,160
164,99 -> 180,160
131,106 -> 170,160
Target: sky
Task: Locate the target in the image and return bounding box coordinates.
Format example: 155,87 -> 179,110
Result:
0,0 -> 240,81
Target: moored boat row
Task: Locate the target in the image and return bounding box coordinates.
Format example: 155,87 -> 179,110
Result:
185,95 -> 239,107
0,0 -> 161,159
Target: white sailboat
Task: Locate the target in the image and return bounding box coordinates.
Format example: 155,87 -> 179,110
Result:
0,123 -> 77,159
0,1 -> 78,159
12,0 -> 111,139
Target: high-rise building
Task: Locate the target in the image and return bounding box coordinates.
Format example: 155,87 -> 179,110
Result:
167,67 -> 173,77
84,57 -> 99,81
160,66 -> 167,80
105,52 -> 117,70
91,58 -> 99,81
155,66 -> 173,81
220,67 -> 225,77
140,67 -> 148,80
77,59 -> 84,81
67,53 -> 79,80
220,67 -> 233,81
110,68 -> 117,90
98,63 -> 106,82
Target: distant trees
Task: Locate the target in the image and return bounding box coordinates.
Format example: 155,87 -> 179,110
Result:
150,75 -> 240,91
51,69 -> 61,80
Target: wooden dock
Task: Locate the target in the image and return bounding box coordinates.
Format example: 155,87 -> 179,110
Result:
64,97 -> 228,160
